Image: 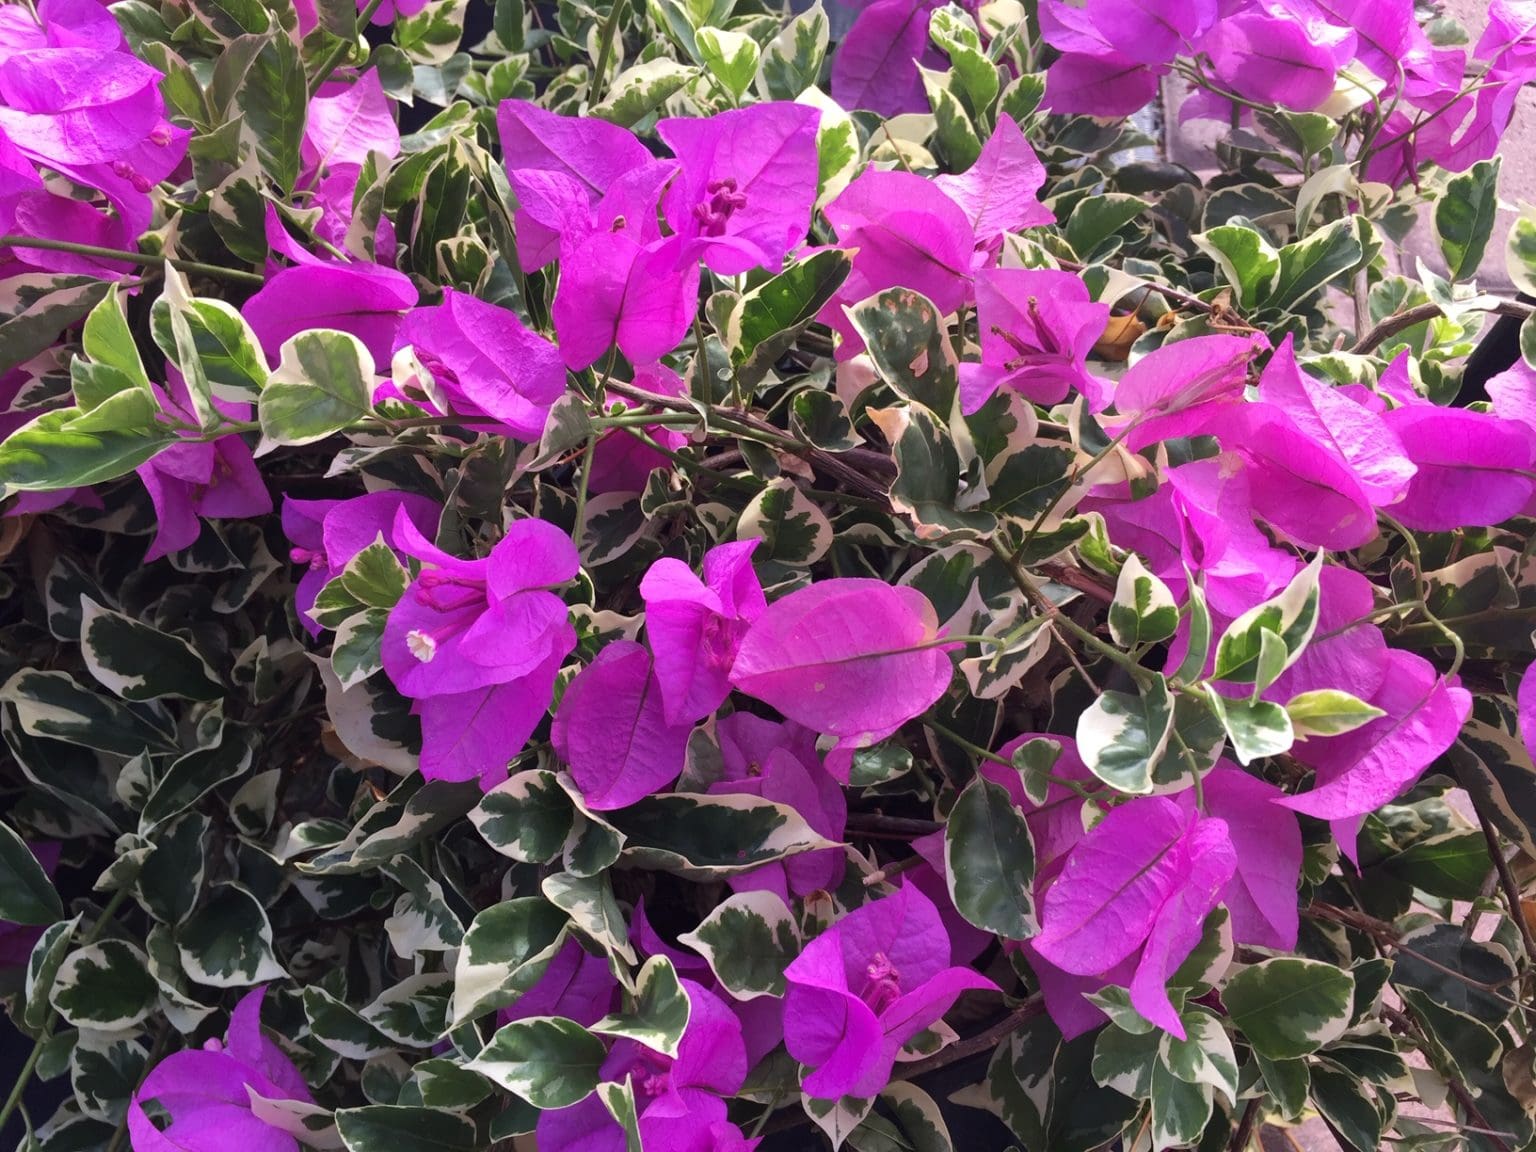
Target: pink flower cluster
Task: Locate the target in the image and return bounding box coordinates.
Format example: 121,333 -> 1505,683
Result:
0,0 -> 188,278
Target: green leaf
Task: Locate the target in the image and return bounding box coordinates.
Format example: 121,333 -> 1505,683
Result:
591,60 -> 698,127
450,897 -> 569,1027
141,724 -> 254,831
395,0 -> 468,64
1521,311 -> 1536,371
80,597 -> 222,702
1285,689 -> 1385,738
1436,158 -> 1501,281
0,406 -> 175,495
0,820 -> 63,925
1172,581 -> 1212,683
0,274 -> 110,375
944,775 -> 1036,939
1380,830 -> 1492,900
1160,1005 -> 1237,1106
51,940 -> 159,1030
154,294 -> 269,404
590,955 -> 691,1057
1504,205 -> 1536,297
1309,1062 -> 1386,1152
472,769 -> 576,865
1197,222 -> 1282,310
61,387 -> 160,436
414,1059 -> 494,1109
1254,1051 -> 1310,1120
23,915 -> 81,1031
303,985 -> 397,1060
1011,737 -> 1061,806
332,608 -> 387,690
71,1029 -> 148,1124
175,882 -> 285,987
1149,1058 -> 1213,1149
738,477 -> 833,565
1222,958 -> 1354,1059
847,287 -> 959,416
805,88 -> 859,206
1076,675 -> 1174,794
1108,555 -> 1179,647
922,67 -> 982,170
928,5 -> 998,113
1268,215 -> 1367,312
0,670 -> 176,758
542,871 -> 635,964
1391,922 -> 1517,1028
234,32 -> 306,190
1205,688 -> 1294,765
468,1016 -> 607,1109
1066,194 -> 1149,261
606,792 -> 840,880
852,1083 -> 954,1152
336,1105 -> 477,1152
679,890 -> 801,999
598,1080 -> 645,1152
790,389 -> 859,451
1212,553 -> 1323,683
258,329 -> 375,449
81,286 -> 150,395
1091,1023 -> 1160,1099
875,402 -> 996,541
756,1 -> 827,99
135,810 -> 211,925
696,26 -> 760,100
723,249 -> 851,385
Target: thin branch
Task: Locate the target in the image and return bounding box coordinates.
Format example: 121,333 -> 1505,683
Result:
894,997 -> 1046,1082
310,0 -> 386,92
1038,561 -> 1115,604
1228,1097 -> 1262,1152
0,237 -> 265,286
844,813 -> 942,837
1352,299 -> 1534,355
1464,786 -> 1536,998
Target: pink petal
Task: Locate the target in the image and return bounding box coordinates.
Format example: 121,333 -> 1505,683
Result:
1258,335 -> 1416,506
1280,649 -> 1471,820
1201,767 -> 1301,951
729,580 -> 953,770
830,0 -> 938,117
1033,796 -> 1190,975
552,641 -> 691,810
1382,405 -> 1536,530
933,115 -> 1052,242
417,663 -> 561,787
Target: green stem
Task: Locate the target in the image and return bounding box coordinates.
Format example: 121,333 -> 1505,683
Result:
1379,513 -> 1464,678
1052,612 -> 1153,681
588,0 -> 627,105
747,1091 -> 784,1139
591,411 -> 701,431
571,434 -> 597,550
986,538 -> 1150,681
1314,599 -> 1423,643
1008,421 -> 1138,565
0,237 -> 265,287
310,0 -> 386,93
0,887 -> 131,1139
620,427 -> 758,493
572,354 -> 617,549
926,716 -> 1100,798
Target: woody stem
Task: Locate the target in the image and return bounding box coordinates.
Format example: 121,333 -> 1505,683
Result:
0,237 -> 266,286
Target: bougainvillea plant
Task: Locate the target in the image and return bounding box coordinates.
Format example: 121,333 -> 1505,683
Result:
3,0 -> 1536,1150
